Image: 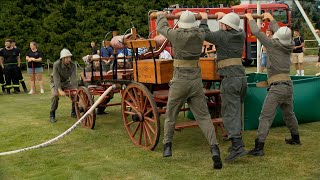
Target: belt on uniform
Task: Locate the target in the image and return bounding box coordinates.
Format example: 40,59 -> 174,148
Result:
217,58 -> 242,69
173,59 -> 199,67
270,81 -> 290,86
256,73 -> 291,88
267,73 -> 291,85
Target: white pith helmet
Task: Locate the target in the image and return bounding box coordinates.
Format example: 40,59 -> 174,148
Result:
219,12 -> 240,31
272,27 -> 292,45
178,10 -> 198,29
60,48 -> 72,59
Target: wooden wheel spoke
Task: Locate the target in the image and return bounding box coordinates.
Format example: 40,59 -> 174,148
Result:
132,88 -> 141,110
145,119 -> 155,135
142,96 -> 148,113
143,123 -> 153,145
144,108 -> 153,117
139,122 -> 143,145
144,117 -> 156,123
126,121 -> 135,126
124,111 -> 136,116
127,91 -> 139,109
139,89 -> 144,111
124,100 -> 139,112
132,123 -> 140,138
143,123 -> 147,146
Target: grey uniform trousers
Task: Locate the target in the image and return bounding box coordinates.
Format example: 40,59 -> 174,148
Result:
220,76 -> 247,139
163,67 -> 218,145
257,82 -> 299,142
50,81 -> 77,112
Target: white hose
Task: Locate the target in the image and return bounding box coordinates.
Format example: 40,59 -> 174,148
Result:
0,85 -> 116,156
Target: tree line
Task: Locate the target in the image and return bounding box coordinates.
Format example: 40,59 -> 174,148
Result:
0,0 -> 238,63
1,0 -> 318,63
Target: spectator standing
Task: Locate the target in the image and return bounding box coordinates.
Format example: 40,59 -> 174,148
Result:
0,39 -> 21,94
292,29 -> 305,76
260,29 -> 273,72
316,29 -> 320,68
0,48 -> 4,93
26,41 -> 44,94
91,41 -> 100,55
12,39 -> 28,93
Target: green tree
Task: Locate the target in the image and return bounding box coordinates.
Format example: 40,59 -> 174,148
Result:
0,0 -> 241,62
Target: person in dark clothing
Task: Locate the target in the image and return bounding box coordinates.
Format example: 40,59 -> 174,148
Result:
0,39 -> 21,94
0,49 -> 5,93
12,39 -> 28,93
292,29 -> 305,76
91,41 -> 100,55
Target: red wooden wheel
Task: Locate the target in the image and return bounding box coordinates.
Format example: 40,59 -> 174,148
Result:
121,82 -> 160,150
75,86 -> 96,129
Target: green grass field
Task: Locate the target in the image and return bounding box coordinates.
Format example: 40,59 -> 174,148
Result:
1,61 -> 320,179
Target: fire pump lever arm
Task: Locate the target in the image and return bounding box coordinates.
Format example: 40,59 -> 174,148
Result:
149,12 -> 264,20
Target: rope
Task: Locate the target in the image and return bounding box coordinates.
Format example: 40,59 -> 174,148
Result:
0,85 -> 116,156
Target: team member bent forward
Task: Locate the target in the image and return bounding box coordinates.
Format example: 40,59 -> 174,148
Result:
50,48 -> 78,123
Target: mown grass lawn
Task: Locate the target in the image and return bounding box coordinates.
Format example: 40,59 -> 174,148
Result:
0,61 -> 320,179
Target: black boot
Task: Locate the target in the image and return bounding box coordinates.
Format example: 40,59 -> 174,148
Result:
21,81 -> 28,93
247,139 -> 265,156
50,111 -> 56,123
163,142 -> 172,157
6,89 -> 10,95
285,134 -> 301,145
71,102 -> 76,118
1,86 -> 5,93
211,144 -> 223,169
13,87 -> 20,94
97,107 -> 108,114
225,137 -> 247,162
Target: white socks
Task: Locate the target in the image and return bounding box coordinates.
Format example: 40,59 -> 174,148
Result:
296,70 -> 304,76
28,89 -> 45,94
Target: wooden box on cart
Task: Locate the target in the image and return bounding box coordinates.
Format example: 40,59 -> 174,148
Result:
133,59 -> 173,84
199,57 -> 220,80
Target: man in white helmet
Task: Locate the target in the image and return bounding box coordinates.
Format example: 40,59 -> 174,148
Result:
199,12 -> 247,162
50,48 -> 78,123
156,10 -> 222,170
244,13 -> 301,156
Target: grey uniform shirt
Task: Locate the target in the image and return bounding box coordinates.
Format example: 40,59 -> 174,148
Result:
249,19 -> 293,78
156,14 -> 205,60
52,60 -> 77,90
199,20 -> 246,77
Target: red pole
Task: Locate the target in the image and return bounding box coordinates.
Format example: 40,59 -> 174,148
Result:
32,61 -> 36,94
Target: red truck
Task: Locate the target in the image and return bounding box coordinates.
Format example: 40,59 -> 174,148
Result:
148,3 -> 291,65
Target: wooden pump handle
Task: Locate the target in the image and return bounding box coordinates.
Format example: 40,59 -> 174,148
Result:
150,12 -> 264,20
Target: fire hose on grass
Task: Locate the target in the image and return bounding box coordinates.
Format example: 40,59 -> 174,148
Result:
0,84 -> 118,156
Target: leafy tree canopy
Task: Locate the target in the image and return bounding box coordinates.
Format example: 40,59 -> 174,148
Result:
0,0 -> 239,62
